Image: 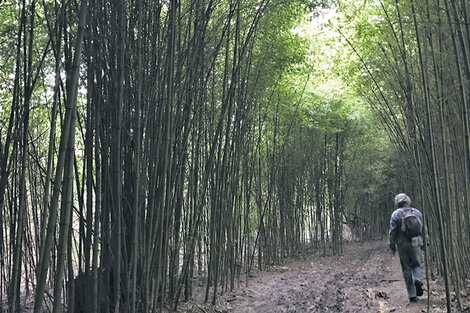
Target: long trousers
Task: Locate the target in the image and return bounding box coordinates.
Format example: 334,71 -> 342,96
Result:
397,237 -> 422,298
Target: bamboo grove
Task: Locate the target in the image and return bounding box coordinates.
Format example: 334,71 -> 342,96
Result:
338,0 -> 470,311
2,0 -> 467,311
0,0 -> 396,311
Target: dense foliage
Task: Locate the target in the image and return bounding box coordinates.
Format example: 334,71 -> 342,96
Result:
2,0 -> 467,312
335,0 -> 470,311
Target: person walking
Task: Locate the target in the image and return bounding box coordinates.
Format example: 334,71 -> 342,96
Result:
388,193 -> 424,302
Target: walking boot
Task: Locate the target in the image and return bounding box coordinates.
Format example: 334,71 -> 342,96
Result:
414,280 -> 423,297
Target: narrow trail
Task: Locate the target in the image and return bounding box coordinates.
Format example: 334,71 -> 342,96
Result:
190,241 -> 449,313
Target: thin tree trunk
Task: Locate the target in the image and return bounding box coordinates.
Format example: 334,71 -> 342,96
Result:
33,0 -> 87,310
130,0 -> 143,311
10,1 -> 36,310
411,1 -> 451,311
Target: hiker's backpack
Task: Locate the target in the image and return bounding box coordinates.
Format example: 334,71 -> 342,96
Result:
400,208 -> 423,238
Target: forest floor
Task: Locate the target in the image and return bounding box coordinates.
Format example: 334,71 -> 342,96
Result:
174,240 -> 469,313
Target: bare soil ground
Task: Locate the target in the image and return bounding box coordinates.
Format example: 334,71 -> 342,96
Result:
175,241 -> 469,313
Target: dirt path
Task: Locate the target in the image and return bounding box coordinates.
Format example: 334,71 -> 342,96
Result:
204,241 -> 451,313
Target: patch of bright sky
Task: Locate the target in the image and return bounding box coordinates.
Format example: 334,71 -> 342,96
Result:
292,5 -> 366,117
294,7 -> 346,88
